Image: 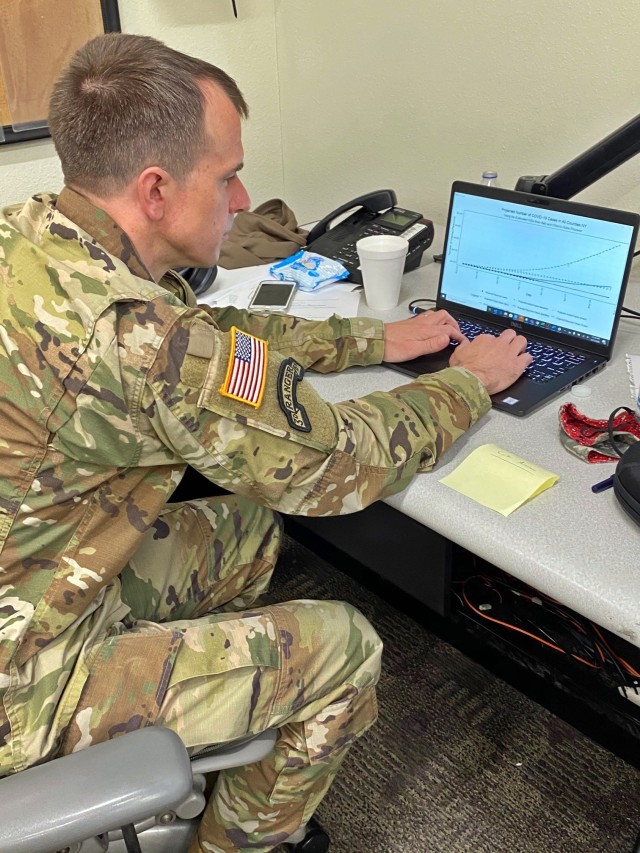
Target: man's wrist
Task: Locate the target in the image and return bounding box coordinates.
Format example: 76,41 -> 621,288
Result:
460,367 -> 492,393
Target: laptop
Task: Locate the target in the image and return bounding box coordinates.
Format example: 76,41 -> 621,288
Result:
386,181 -> 640,416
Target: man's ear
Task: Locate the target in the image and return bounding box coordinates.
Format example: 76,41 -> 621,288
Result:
136,167 -> 171,222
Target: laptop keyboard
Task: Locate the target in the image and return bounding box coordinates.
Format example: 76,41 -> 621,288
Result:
456,319 -> 586,384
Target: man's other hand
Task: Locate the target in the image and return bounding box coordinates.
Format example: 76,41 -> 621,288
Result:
450,329 -> 532,394
383,310 -> 467,362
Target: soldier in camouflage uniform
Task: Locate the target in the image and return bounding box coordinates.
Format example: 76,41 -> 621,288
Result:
0,33 -> 530,853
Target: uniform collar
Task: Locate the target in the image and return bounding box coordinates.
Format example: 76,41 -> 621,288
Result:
55,186 -> 153,281
54,187 -> 195,305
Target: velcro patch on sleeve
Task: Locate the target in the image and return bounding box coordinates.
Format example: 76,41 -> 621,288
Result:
277,357 -> 311,432
219,326 -> 268,408
186,320 -> 216,359
180,320 -> 218,388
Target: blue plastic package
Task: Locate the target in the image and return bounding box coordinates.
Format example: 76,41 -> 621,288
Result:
269,250 -> 349,292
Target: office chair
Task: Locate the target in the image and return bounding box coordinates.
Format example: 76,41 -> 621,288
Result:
0,725 -> 330,853
175,265 -> 218,296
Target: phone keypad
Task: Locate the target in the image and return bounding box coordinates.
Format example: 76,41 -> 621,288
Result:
332,244 -> 358,267
334,224 -> 392,267
334,222 -> 429,269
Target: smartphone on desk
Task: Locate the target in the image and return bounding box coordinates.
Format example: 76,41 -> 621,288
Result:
248,280 -> 297,312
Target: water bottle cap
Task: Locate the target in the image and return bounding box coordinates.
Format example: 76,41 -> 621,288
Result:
482,170 -> 498,179
572,384 -> 592,398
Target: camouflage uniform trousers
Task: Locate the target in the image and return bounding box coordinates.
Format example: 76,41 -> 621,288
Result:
59,493 -> 382,853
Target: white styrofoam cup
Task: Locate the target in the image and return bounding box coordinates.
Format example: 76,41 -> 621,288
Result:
356,234 -> 409,311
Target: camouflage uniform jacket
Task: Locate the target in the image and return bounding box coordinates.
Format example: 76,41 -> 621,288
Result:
0,189 -> 490,775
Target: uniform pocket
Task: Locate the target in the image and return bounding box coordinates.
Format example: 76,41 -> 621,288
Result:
156,610 -> 282,749
58,626 -> 183,755
166,611 -> 281,687
269,683 -> 378,805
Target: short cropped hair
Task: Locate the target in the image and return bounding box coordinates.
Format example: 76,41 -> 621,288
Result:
48,32 -> 248,196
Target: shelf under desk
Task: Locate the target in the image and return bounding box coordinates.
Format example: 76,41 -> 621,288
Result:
284,497 -> 640,771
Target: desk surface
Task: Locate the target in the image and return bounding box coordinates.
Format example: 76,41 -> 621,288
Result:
307,227 -> 640,649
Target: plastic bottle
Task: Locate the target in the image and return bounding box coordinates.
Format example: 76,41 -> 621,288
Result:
481,170 -> 499,187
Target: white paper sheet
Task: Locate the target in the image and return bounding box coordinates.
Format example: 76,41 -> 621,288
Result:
198,264 -> 361,320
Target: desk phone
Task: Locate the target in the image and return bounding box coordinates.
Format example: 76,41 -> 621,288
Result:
305,189 -> 434,284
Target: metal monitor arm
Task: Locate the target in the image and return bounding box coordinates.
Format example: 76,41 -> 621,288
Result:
515,112 -> 640,199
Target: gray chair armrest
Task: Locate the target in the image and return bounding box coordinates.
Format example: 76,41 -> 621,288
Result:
0,727 -> 193,853
190,728 -> 277,774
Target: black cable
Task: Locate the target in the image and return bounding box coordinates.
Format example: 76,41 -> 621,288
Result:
408,298 -> 436,315
521,616 -> 560,647
602,643 -> 629,685
122,824 -> 143,853
591,625 -> 640,687
581,621 -> 622,674
607,406 -> 634,457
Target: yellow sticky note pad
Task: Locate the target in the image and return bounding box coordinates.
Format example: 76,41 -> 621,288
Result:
440,443 -> 558,516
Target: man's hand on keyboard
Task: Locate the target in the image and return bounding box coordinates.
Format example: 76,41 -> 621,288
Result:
383,310 -> 467,362
450,329 -> 532,394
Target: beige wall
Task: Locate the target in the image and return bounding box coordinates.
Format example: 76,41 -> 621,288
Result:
2,0 -> 640,232
275,0 -> 640,226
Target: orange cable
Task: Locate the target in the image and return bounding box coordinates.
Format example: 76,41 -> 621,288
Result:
462,590 -> 601,670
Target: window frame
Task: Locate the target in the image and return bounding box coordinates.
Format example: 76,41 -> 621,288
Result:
0,0 -> 121,146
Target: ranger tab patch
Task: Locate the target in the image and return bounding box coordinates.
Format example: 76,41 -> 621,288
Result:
277,358 -> 311,432
220,327 -> 268,408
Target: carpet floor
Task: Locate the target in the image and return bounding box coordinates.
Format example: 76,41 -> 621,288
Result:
267,536 -> 640,853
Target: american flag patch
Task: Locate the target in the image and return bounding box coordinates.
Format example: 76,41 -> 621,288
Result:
220,327 -> 268,407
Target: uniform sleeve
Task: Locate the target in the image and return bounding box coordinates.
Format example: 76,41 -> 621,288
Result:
200,304 -> 385,373
142,312 -> 490,516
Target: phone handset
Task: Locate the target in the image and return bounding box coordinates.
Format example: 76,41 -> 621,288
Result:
304,188 -> 433,284
305,189 -> 398,245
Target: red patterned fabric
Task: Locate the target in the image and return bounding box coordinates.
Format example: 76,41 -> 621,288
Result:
559,403 -> 640,463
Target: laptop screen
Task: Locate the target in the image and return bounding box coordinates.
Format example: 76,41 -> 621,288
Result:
439,185 -> 637,347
